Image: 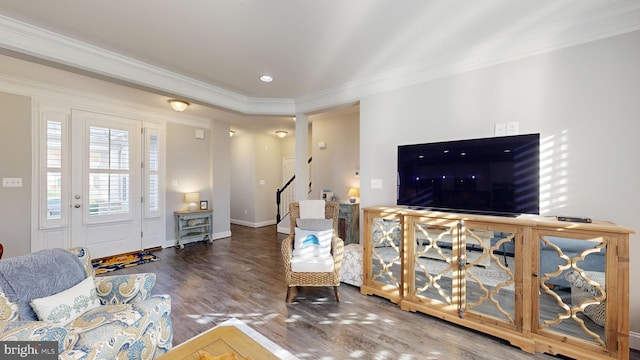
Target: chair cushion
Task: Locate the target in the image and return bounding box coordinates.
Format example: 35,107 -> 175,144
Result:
30,276 -> 100,325
291,254 -> 334,272
296,218 -> 333,231
299,200 -> 326,219
294,228 -> 332,257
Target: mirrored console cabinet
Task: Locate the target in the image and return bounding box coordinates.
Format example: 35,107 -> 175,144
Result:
362,206 -> 634,360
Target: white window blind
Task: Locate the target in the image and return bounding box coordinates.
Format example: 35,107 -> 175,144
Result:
88,126 -> 131,216
46,121 -> 63,220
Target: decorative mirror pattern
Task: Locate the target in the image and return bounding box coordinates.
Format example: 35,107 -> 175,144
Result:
537,234 -> 607,347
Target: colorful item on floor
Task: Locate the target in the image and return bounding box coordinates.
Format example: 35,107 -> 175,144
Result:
92,251 -> 159,274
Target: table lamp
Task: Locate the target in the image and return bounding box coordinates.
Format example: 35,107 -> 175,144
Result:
185,192 -> 200,211
347,187 -> 360,203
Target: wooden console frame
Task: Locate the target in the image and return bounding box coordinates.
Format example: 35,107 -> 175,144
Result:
362,206 -> 634,360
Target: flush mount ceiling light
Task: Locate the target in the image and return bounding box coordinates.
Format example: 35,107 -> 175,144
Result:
259,75 -> 273,83
168,99 -> 190,112
275,130 -> 288,138
229,130 -> 235,137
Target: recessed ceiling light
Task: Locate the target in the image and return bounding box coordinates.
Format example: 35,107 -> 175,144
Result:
260,75 -> 273,83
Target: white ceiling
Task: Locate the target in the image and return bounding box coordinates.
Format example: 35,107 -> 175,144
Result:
1,1 -> 639,132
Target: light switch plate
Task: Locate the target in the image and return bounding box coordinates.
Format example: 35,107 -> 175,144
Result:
2,177 -> 22,187
494,123 -> 506,136
371,179 -> 383,189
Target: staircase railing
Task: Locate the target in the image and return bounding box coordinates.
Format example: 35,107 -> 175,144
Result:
276,157 -> 312,225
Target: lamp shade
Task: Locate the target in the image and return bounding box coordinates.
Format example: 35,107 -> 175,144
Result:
348,187 -> 360,203
184,192 -> 200,210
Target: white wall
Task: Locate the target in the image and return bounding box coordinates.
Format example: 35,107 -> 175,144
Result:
359,30 -> 640,341
230,131 -> 284,227
310,112 -> 360,201
230,133 -> 257,224
211,120 -> 231,238
0,92 -> 31,258
165,123 -> 213,241
254,134 -> 282,225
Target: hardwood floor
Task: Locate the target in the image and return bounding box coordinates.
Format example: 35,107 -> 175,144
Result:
110,224 -> 639,360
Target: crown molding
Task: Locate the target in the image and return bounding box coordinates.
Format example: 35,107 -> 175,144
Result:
0,73 -> 212,128
2,5 -> 640,116
0,15 -> 289,115
295,4 -> 640,113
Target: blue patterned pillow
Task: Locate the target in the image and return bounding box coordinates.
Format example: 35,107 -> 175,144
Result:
294,227 -> 332,257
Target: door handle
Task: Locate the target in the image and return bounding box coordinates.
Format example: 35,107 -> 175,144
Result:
74,204 -> 81,208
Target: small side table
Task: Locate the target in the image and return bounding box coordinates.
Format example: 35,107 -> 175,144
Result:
338,202 -> 359,245
174,209 -> 213,249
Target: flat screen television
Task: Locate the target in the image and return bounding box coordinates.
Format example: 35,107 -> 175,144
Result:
397,134 -> 540,216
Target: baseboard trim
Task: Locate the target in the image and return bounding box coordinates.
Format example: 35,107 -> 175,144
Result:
630,330 -> 640,350
230,219 -> 276,228
211,230 -> 232,240
164,230 -> 231,248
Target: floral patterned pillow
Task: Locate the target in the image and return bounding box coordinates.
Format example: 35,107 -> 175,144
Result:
30,276 -> 100,325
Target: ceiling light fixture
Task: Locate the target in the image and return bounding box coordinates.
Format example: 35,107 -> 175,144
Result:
275,130 -> 288,138
229,130 -> 235,137
168,99 -> 190,112
260,75 -> 273,83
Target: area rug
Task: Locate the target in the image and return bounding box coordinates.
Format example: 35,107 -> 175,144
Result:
92,251 -> 159,275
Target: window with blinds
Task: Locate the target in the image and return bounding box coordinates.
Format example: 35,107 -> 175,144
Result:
46,120 -> 63,220
88,126 -> 130,216
147,132 -> 160,214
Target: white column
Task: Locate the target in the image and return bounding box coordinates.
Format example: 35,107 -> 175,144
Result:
295,113 -> 309,201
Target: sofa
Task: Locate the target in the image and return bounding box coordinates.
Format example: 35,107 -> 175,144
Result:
0,247 -> 172,359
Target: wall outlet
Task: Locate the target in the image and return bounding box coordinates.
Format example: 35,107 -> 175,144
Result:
2,177 -> 22,187
494,123 -> 506,136
507,121 -> 519,135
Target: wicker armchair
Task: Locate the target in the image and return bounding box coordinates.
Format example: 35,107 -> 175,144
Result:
281,201 -> 344,303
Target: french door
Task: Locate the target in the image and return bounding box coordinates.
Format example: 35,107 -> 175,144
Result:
35,106 -> 164,258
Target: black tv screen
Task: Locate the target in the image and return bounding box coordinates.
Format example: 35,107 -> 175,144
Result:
397,134 -> 540,216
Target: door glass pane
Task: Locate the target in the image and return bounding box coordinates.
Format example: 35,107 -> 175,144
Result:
147,133 -> 159,213
148,174 -> 159,212
88,126 -> 131,217
110,129 -> 130,170
148,134 -> 158,171
46,121 -> 63,220
46,172 -> 62,220
47,121 -> 62,168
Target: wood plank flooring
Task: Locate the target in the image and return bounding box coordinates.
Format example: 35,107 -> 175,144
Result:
109,224 -> 639,360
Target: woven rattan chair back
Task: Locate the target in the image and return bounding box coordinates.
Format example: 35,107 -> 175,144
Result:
282,201 -> 344,303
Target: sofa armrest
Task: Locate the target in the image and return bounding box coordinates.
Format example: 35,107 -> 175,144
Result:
0,321 -> 77,355
95,273 -> 156,305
